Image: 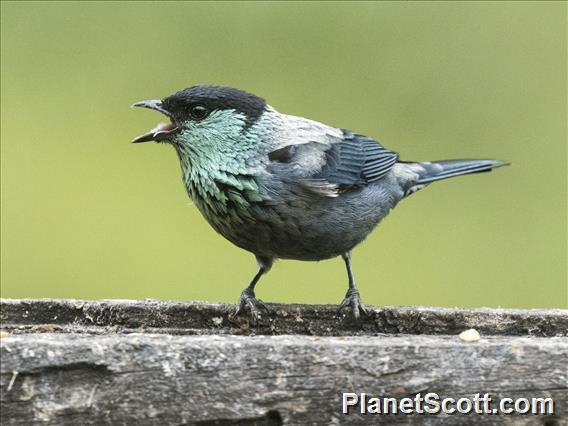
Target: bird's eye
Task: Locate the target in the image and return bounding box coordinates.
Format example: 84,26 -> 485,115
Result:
189,105 -> 209,121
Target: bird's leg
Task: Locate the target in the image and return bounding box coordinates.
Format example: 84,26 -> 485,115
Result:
233,256 -> 273,323
338,251 -> 367,319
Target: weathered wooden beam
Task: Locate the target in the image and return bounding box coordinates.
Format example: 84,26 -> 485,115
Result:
1,299 -> 567,425
1,298 -> 566,337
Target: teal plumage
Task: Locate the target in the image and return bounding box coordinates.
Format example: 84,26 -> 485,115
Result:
173,109 -> 271,226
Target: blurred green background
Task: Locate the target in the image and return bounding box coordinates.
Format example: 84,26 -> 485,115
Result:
1,1 -> 566,309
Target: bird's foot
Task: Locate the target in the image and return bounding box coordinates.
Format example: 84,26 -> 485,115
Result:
231,287 -> 269,324
338,288 -> 367,320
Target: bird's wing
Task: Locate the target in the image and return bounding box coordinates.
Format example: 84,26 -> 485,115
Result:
317,130 -> 399,187
266,117 -> 399,197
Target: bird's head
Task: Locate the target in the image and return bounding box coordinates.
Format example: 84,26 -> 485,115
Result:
131,85 -> 267,150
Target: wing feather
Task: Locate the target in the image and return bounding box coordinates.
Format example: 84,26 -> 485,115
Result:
267,122 -> 398,197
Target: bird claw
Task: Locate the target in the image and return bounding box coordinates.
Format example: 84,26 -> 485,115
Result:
337,288 -> 367,320
231,287 -> 270,324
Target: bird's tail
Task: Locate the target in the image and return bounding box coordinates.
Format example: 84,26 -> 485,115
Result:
401,159 -> 509,196
414,159 -> 509,185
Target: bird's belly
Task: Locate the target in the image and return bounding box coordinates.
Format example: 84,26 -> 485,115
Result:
205,185 -> 398,261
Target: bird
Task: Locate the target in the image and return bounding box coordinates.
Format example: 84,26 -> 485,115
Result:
132,85 -> 507,321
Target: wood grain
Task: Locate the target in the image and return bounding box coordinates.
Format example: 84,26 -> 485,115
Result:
1,299 -> 566,425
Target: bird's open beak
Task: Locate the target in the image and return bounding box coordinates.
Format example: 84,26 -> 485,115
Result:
131,99 -> 180,143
